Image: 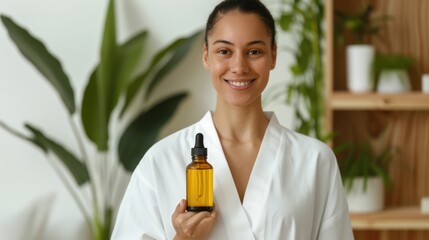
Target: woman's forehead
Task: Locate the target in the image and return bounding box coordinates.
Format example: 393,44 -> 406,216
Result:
207,12 -> 271,45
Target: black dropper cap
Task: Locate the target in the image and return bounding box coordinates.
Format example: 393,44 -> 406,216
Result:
192,133 -> 207,157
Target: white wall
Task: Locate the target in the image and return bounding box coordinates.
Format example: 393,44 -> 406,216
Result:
0,0 -> 293,239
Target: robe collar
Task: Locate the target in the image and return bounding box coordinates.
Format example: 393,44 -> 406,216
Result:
193,111 -> 283,239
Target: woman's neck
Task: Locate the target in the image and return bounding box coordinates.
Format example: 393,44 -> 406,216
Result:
212,101 -> 269,143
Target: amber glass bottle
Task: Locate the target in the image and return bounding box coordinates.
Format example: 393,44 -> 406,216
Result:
186,133 -> 213,212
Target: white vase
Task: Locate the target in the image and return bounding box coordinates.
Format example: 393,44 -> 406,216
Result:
346,45 -> 375,92
377,70 -> 411,93
346,176 -> 384,213
423,74 -> 429,93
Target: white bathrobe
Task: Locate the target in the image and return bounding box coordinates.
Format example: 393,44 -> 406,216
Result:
112,112 -> 354,240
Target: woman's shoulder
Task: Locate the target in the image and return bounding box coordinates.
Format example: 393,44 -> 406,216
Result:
273,121 -> 336,163
285,128 -> 331,151
269,113 -> 333,155
276,127 -> 339,177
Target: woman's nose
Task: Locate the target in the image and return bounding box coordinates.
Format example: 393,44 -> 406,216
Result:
231,54 -> 249,74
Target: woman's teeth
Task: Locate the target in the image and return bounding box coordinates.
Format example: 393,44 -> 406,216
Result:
228,80 -> 252,87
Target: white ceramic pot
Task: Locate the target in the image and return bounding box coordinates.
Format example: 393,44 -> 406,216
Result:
346,176 -> 384,213
423,74 -> 429,93
346,45 -> 375,92
377,69 -> 411,93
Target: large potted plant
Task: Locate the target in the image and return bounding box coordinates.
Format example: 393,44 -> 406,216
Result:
337,141 -> 395,213
0,0 -> 200,239
276,0 -> 329,141
335,4 -> 390,93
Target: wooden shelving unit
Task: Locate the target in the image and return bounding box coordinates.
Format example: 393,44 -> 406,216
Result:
351,206 -> 429,230
325,0 -> 429,239
330,92 -> 429,110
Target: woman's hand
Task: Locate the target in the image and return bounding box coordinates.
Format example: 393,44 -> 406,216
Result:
172,199 -> 218,240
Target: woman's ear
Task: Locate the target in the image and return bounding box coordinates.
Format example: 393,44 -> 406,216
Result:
270,45 -> 277,70
202,44 -> 210,70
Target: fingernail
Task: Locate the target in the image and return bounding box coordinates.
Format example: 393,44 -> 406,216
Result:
179,199 -> 184,206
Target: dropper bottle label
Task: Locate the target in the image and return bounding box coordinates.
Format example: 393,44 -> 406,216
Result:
186,133 -> 214,212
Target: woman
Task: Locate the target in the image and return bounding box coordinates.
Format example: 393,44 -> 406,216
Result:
112,0 -> 354,239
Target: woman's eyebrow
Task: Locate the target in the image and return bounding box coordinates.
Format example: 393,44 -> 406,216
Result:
212,39 -> 267,46
248,40 -> 267,46
213,39 -> 233,45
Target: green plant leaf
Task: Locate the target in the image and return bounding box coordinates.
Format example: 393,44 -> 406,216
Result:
1,15 -> 75,114
81,0 -> 116,151
25,124 -> 90,185
290,64 -> 302,75
118,92 -> 188,172
81,31 -> 148,151
296,36 -> 311,73
334,4 -> 390,44
275,0 -> 327,141
0,121 -> 89,185
113,30 -> 148,112
120,30 -> 201,116
81,69 -> 100,146
278,13 -> 294,31
97,0 -> 117,149
120,69 -> 150,117
339,141 -> 395,192
0,121 -> 45,151
145,30 -> 201,100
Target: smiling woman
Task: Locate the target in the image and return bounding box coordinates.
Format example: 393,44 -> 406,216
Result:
112,1 -> 354,240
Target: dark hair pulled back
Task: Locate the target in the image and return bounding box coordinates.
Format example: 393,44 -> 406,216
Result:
204,0 -> 276,47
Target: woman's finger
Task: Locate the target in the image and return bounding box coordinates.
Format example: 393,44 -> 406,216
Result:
172,199 -> 186,220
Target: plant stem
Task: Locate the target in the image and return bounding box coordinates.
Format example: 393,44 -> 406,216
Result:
68,116 -> 89,163
311,24 -> 320,138
46,154 -> 92,226
67,115 -> 101,233
100,151 -> 113,239
110,166 -> 121,207
278,0 -> 327,141
0,121 -> 30,141
106,150 -> 115,207
310,1 -> 323,140
101,152 -> 109,211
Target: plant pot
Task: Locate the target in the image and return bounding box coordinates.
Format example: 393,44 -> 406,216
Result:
377,69 -> 411,93
346,44 -> 375,92
346,176 -> 384,213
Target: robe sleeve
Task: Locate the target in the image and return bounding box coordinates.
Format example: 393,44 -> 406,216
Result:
317,151 -> 355,240
111,153 -> 167,240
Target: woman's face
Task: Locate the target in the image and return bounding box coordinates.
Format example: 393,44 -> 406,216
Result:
203,11 -> 276,108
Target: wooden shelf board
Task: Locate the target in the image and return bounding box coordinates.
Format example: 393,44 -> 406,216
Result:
351,206 -> 429,230
330,92 -> 429,110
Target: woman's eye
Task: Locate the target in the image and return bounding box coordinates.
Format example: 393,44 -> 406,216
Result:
248,49 -> 262,55
217,49 -> 230,55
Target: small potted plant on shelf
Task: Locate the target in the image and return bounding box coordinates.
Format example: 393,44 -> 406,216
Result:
372,53 -> 414,93
335,4 -> 391,93
337,141 -> 395,213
